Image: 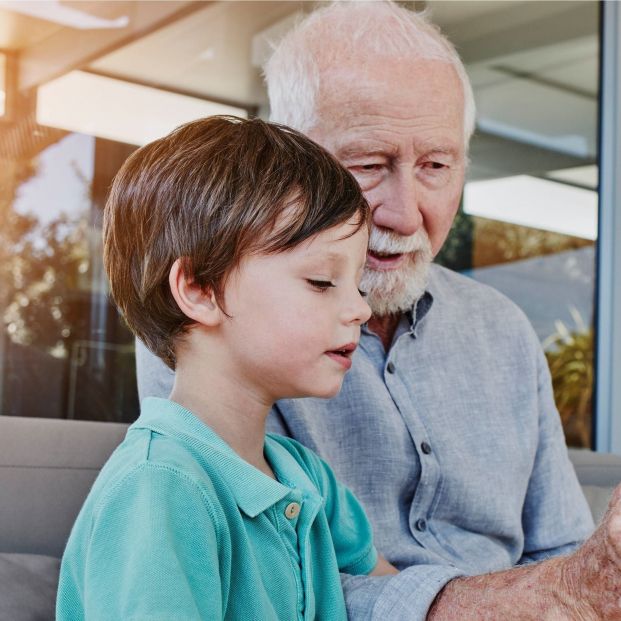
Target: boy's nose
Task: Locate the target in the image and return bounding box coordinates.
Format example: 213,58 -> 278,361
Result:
352,294 -> 372,325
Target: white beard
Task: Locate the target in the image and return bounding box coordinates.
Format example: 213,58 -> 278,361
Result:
359,228 -> 433,317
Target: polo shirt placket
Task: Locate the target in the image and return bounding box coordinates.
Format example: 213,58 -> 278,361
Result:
265,444 -> 327,621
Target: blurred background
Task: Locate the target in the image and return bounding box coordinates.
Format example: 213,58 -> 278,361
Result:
0,0 -> 615,451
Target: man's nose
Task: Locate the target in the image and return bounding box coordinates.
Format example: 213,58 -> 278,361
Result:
370,169 -> 423,236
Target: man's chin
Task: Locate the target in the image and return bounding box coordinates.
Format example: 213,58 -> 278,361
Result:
361,261 -> 431,317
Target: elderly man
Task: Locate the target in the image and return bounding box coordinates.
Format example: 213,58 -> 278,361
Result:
136,3 -> 621,620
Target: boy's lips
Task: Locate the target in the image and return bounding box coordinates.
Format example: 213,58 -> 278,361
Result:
325,342 -> 357,370
366,249 -> 407,271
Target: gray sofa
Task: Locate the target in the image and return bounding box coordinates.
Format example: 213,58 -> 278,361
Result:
1,415 -> 620,621
0,416 -> 127,621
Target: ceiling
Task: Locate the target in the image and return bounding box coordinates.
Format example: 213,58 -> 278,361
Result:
0,0 -> 601,178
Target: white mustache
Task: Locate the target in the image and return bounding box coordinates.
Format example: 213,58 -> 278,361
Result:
367,228 -> 431,255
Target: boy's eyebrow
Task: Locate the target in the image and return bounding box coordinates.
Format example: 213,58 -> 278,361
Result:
301,250 -> 347,266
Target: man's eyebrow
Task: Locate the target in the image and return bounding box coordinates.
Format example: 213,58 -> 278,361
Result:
335,144 -> 396,159
425,146 -> 460,158
336,142 -> 460,159
418,140 -> 463,158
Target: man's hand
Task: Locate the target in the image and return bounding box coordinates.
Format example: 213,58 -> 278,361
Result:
561,483 -> 621,620
427,483 -> 621,621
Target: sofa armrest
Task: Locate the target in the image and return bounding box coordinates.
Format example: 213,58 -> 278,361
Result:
568,448 -> 621,524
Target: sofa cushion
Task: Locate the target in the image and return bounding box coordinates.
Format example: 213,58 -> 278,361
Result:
0,553 -> 60,621
568,448 -> 621,487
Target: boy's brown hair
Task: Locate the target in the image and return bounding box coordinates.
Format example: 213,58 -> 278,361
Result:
103,115 -> 369,369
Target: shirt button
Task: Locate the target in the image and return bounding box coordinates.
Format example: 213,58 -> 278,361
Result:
415,518 -> 427,532
386,362 -> 396,374
284,502 -> 301,519
421,442 -> 432,455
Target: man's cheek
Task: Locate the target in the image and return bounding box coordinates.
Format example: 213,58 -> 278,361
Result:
361,185 -> 382,210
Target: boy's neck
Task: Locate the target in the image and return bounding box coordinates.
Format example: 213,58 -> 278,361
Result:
169,361 -> 276,480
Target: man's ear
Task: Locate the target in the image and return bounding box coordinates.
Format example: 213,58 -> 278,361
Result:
169,259 -> 221,327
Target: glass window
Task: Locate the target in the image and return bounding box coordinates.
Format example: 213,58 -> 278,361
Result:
0,1 -> 603,443
433,1 -> 599,447
1,132 -> 138,421
0,2 -> 261,422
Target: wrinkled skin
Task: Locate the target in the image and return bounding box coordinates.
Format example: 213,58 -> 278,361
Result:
428,486 -> 621,620
564,485 -> 621,620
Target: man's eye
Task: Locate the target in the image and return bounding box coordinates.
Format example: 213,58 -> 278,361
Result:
358,288 -> 368,298
351,163 -> 383,173
426,161 -> 447,170
307,279 -> 336,292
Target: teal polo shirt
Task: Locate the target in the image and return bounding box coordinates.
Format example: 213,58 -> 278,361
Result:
57,398 -> 377,620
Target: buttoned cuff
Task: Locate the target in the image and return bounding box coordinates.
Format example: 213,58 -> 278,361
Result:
342,564 -> 465,621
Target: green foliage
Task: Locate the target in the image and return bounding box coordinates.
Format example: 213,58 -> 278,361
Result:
0,149 -> 91,357
1,214 -> 91,356
435,206 -> 474,271
544,311 -> 593,448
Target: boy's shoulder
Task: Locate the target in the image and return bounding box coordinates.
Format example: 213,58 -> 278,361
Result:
85,425 -> 224,522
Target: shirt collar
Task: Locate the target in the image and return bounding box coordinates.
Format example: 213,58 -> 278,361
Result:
410,290 -> 434,335
133,398 -> 302,518
361,289 -> 434,337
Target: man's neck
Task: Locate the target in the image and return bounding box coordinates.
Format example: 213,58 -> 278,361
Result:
368,314 -> 402,352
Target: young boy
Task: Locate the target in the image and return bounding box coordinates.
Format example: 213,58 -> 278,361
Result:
56,116 -> 396,620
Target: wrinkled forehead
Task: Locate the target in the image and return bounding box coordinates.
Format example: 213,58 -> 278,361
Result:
311,58 -> 465,146
319,56 -> 461,109
304,14 -> 452,69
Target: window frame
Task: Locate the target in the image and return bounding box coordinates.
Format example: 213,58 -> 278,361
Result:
595,0 -> 621,454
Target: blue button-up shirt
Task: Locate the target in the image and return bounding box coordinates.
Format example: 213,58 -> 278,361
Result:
136,264 -> 594,621
268,265 -> 594,620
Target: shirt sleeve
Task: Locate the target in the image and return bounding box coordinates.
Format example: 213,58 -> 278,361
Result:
518,344 -> 594,563
341,565 -> 464,621
294,442 -> 378,576
77,464 -> 223,621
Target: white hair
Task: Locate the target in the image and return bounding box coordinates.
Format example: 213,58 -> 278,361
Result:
264,1 -> 476,146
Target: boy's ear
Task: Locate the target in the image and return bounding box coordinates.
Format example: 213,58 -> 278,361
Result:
168,259 -> 222,327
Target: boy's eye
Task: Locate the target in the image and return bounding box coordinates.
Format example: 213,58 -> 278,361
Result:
307,279 -> 336,292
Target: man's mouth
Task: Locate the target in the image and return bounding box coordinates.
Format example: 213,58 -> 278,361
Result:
325,343 -> 357,370
366,249 -> 407,271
